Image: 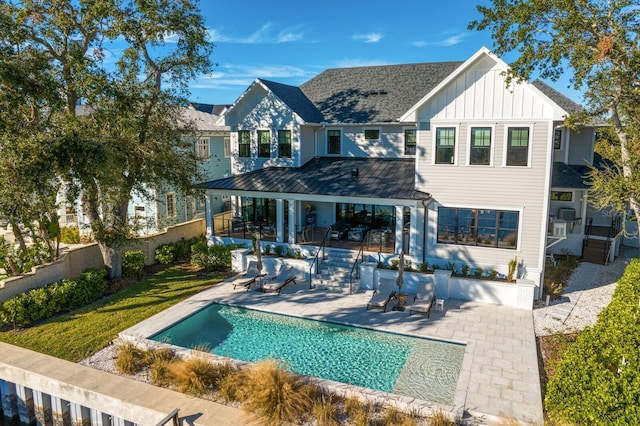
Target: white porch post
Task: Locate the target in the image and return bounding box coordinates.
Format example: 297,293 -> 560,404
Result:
394,205 -> 404,254
276,199 -> 284,243
231,195 -> 242,218
205,192 -> 213,239
288,199 -> 296,243
410,206 -> 421,259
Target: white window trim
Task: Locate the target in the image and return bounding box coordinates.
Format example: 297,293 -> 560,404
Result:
223,137 -> 230,157
196,137 -> 210,159
166,192 -> 177,218
466,124 -> 495,167
326,128 -> 342,155
502,124 -> 533,168
553,128 -> 563,150
257,129 -> 272,158
431,124 -> 459,165
277,128 -> 292,158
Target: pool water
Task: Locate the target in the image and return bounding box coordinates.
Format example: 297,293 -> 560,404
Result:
150,304 -> 465,404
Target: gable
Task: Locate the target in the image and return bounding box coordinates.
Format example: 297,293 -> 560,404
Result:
414,54 -> 558,122
225,82 -> 306,128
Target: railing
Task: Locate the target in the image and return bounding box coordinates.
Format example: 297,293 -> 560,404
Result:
155,408 -> 180,426
349,235 -> 367,295
308,227 -> 331,289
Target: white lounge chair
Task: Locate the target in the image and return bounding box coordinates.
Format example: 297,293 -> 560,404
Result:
408,281 -> 435,317
259,266 -> 297,294
367,278 -> 396,312
231,261 -> 265,290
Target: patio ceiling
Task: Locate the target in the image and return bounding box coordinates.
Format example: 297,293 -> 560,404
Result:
200,157 -> 431,201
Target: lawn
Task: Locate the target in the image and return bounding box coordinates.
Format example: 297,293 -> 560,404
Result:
0,265 -> 230,362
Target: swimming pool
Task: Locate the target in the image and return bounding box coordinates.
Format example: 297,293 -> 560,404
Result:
150,304 -> 465,404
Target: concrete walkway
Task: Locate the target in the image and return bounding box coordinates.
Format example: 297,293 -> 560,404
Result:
122,278 -> 544,425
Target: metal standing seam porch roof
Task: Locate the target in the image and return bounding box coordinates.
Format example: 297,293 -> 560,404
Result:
200,157 -> 431,201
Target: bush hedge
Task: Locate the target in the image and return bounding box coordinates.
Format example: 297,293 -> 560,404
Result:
545,258 -> 640,424
154,236 -> 205,265
122,250 -> 145,278
0,268 -> 108,328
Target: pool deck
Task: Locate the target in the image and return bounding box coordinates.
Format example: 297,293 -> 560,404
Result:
121,277 -> 544,425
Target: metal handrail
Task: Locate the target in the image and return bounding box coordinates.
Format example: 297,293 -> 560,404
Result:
349,236 -> 366,295
308,227 -> 332,289
155,408 -> 180,426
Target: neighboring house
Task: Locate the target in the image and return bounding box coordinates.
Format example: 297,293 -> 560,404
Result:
59,103 -> 231,236
201,47 -> 622,299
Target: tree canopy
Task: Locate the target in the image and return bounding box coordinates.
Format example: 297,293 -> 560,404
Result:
0,0 -> 214,277
470,0 -> 640,233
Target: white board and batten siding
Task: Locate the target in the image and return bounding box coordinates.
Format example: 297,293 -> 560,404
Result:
412,57 -> 557,283
314,125 -> 414,158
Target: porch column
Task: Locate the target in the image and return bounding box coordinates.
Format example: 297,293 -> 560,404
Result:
276,199 -> 284,243
395,205 -> 404,254
288,199 -> 296,243
231,195 -> 242,218
205,192 -> 213,239
410,206 -> 421,259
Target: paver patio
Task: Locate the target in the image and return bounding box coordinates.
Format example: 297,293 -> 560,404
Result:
122,277 -> 544,425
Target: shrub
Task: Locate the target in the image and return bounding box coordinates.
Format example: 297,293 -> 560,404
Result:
190,243 -> 234,271
174,237 -> 200,261
154,244 -> 176,265
545,258 -> 640,424
507,257 -> 518,281
473,267 -> 484,278
383,406 -> 417,426
429,410 -> 457,426
419,262 -> 430,273
460,264 -> 470,276
0,268 -> 107,327
239,359 -> 313,426
169,352 -> 218,396
274,245 -> 284,257
115,341 -> 146,375
122,250 -> 145,278
312,393 -> 339,426
60,226 -> 81,244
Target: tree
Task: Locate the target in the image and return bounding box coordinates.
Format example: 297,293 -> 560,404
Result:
470,0 -> 640,237
0,0 -> 214,278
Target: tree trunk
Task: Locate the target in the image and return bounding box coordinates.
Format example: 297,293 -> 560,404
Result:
9,220 -> 28,255
98,241 -> 122,280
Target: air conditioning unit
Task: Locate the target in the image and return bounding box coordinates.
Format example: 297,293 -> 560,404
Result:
558,208 -> 576,221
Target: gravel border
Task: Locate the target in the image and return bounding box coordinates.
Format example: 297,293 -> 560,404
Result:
533,246 -> 638,336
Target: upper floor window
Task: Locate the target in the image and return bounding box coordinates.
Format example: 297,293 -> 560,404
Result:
278,130 -> 291,158
223,137 -> 230,157
364,129 -> 380,141
554,129 -> 562,150
437,207 -> 519,249
506,127 -> 530,166
435,127 -> 455,164
238,130 -> 250,157
166,193 -> 176,218
196,137 -> 210,159
328,129 -> 341,154
258,130 -> 271,158
404,129 -> 416,155
470,127 -> 491,165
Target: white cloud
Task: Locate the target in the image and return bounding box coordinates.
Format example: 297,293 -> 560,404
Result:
352,33 -> 383,43
333,58 -> 389,68
207,24 -> 305,44
412,32 -> 470,48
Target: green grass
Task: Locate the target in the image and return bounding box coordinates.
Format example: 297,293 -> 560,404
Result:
0,266 -> 229,361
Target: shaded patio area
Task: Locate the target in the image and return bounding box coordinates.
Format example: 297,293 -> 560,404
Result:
122,276 -> 544,425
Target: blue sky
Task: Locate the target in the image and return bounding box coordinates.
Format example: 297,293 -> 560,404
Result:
190,0 -> 582,106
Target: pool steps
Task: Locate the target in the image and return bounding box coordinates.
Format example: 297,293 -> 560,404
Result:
314,250 -> 361,293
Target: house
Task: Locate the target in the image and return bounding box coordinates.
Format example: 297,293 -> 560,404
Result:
201,47 -> 622,301
59,103 -> 231,236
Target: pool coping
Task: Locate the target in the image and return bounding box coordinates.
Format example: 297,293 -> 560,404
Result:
120,277 -> 543,424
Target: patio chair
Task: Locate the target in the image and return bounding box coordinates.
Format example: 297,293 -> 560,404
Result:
366,278 -> 396,312
231,261 -> 265,290
408,281 -> 435,317
259,265 -> 297,295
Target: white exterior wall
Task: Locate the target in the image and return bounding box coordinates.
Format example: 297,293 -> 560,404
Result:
299,126 -> 317,164
231,86 -> 304,174
567,127 -> 595,165
315,124 -> 413,158
411,57 -> 556,285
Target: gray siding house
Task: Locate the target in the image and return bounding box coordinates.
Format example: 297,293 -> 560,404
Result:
202,47 -> 621,302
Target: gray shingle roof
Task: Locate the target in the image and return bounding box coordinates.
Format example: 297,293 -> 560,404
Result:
300,62 -> 464,123
259,79 -> 324,123
532,80 -> 583,114
201,157 -> 430,200
552,162 -> 589,189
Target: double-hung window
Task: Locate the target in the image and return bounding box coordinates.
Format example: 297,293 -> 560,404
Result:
506,127 -> 530,166
435,127 -> 455,164
404,129 -> 417,155
470,127 -> 491,165
257,130 -> 271,158
166,193 -> 176,218
554,129 -> 562,150
238,130 -> 250,157
196,137 -> 210,159
278,130 -> 291,158
328,129 -> 341,154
